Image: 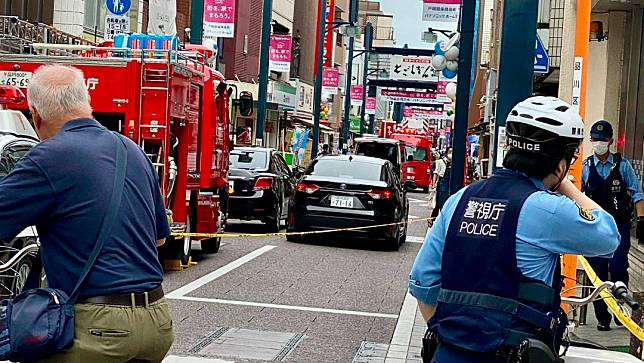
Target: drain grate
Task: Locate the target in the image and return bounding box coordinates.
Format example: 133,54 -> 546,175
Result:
189,327 -> 305,361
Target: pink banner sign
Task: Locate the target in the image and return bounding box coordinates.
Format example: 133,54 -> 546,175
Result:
203,0 -> 236,38
436,81 -> 447,94
350,85 -> 364,106
366,97 -> 377,115
321,67 -> 339,94
269,34 -> 293,73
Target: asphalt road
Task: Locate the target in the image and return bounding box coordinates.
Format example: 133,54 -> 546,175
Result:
161,190 -> 433,363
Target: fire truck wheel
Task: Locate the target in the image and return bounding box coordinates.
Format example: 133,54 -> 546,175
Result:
172,214 -> 192,265
200,237 -> 221,254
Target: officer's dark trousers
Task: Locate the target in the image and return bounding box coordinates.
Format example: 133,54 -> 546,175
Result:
587,221 -> 631,326
430,344 -> 506,363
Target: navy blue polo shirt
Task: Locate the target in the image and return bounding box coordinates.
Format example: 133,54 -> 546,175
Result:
0,118 -> 170,297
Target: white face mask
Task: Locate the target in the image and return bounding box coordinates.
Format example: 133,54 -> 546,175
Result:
592,141 -> 609,155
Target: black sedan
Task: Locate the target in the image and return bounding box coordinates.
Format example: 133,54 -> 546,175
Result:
227,147 -> 296,231
286,155 -> 409,250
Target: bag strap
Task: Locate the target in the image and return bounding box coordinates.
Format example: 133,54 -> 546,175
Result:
68,132 -> 127,301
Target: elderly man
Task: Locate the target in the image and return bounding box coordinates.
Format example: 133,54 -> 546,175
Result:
0,65 -> 174,361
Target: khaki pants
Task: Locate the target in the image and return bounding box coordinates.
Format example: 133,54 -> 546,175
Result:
39,298 -> 175,363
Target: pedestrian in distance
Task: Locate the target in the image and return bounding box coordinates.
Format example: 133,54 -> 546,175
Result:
430,148 -> 452,220
0,65 -> 174,362
320,143 -> 331,156
410,97 -> 619,363
582,119 -> 644,331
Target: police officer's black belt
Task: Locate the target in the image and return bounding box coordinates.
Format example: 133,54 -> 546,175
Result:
438,289 -> 555,330
78,285 -> 164,307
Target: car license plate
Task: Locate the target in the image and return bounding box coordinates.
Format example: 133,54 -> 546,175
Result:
330,195 -> 353,208
0,71 -> 32,88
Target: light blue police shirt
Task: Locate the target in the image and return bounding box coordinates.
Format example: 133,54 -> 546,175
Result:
409,171 -> 621,305
581,153 -> 644,203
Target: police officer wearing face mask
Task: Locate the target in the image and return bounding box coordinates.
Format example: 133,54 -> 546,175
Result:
410,97 -> 620,363
582,120 -> 644,331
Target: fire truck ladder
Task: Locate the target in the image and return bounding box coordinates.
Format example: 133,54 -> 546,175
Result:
0,16 -> 96,54
138,52 -> 172,195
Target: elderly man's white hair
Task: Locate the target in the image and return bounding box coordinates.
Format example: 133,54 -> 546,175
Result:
27,65 -> 92,122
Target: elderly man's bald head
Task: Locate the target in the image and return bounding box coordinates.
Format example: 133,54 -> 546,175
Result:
27,65 -> 93,139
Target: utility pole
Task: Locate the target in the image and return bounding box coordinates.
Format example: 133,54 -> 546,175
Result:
367,85 -> 376,134
360,22 -> 374,135
492,0 -> 539,168
256,0 -> 274,146
311,0 -> 327,158
341,0 -> 359,150
449,0 -> 476,194
189,0 -> 204,43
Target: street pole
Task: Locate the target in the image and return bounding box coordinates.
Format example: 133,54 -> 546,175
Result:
189,0 -> 204,44
449,0 -> 476,194
367,85 -> 376,134
360,23 -> 374,135
492,0 -> 538,169
311,0 -> 327,158
342,37 -> 355,149
256,0 -> 274,146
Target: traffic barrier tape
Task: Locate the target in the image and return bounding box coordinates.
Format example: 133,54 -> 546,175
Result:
171,217 -> 434,239
579,256 -> 644,341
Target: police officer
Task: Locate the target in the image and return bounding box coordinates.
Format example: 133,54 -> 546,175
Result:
430,148 -> 452,220
410,97 -> 620,363
582,120 -> 644,331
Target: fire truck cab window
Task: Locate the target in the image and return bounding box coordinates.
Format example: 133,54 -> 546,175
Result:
404,146 -> 428,161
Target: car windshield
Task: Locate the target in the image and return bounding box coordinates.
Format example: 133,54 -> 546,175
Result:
229,150 -> 268,170
306,159 -> 383,181
404,146 -> 428,161
355,142 -> 399,165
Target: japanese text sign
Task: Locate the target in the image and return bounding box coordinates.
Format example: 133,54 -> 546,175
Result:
322,67 -> 339,95
350,85 -> 364,106
390,55 -> 439,82
105,14 -> 130,40
203,0 -> 236,39
269,34 -> 293,73
381,90 -> 437,104
366,97 -> 376,115
422,0 -> 461,23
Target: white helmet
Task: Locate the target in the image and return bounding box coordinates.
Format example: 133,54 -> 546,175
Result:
505,96 -> 583,157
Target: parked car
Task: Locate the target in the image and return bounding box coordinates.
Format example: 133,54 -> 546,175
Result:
287,155 -> 409,250
228,147 -> 296,231
0,98 -> 40,298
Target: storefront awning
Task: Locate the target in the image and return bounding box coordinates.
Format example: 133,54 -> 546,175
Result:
287,111 -> 333,131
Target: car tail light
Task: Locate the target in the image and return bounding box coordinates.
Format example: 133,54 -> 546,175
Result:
254,177 -> 273,190
296,182 -> 320,194
368,188 -> 393,199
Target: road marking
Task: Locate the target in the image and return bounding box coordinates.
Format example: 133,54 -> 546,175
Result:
166,245 -> 277,298
406,236 -> 425,244
388,292 -> 418,350
163,356 -> 233,363
170,295 -> 399,319
408,198 -> 426,204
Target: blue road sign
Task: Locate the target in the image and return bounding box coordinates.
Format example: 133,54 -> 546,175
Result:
534,33 -> 549,74
106,0 -> 131,15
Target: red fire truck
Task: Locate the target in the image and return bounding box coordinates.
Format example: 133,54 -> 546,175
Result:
0,40 -> 231,266
380,120 -> 434,192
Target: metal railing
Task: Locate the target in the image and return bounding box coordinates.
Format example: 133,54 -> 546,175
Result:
0,16 -> 96,54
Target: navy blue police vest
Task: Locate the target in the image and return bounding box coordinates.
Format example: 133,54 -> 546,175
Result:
583,154 -> 633,223
437,158 -> 451,194
431,169 -> 563,353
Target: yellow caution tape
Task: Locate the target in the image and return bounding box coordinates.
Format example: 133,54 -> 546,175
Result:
579,256 -> 644,341
172,217 -> 433,239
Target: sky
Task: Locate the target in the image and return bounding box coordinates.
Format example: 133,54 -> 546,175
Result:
377,0 -> 458,49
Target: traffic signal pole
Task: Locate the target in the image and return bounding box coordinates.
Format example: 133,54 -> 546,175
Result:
449,0 -> 476,194
360,23 -> 374,135
256,0 -> 274,146
341,0 -> 359,150
492,0 -> 539,169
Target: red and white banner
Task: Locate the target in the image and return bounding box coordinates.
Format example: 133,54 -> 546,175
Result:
350,85 -> 364,106
422,0 -> 460,23
381,89 -> 437,104
269,34 -> 292,73
322,67 -> 339,94
203,0 -> 236,39
366,97 -> 376,115
315,0 -> 336,71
